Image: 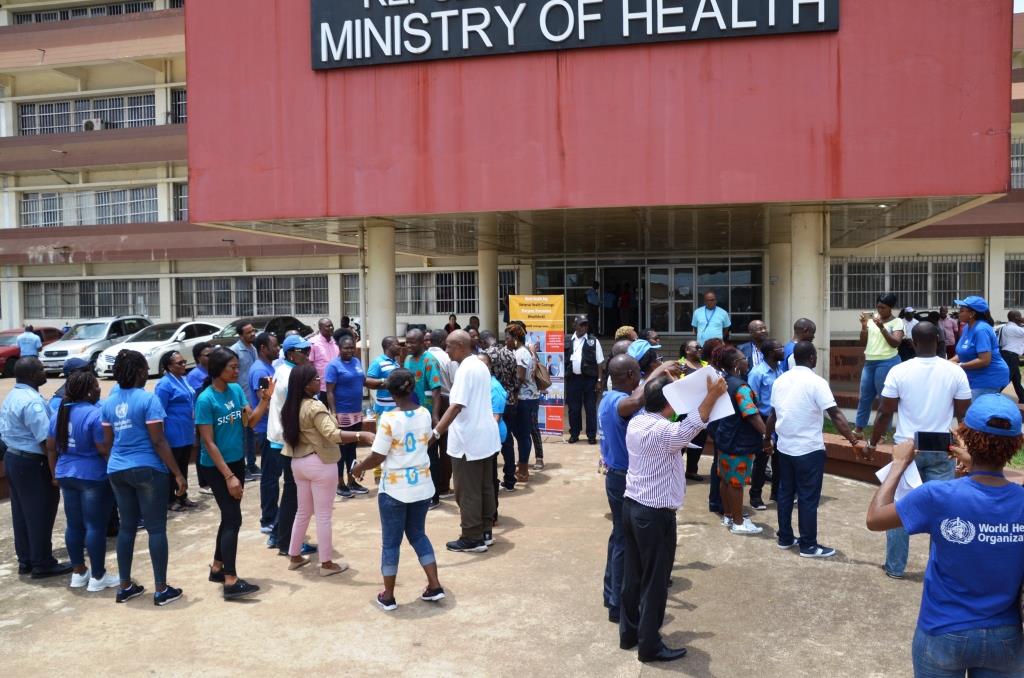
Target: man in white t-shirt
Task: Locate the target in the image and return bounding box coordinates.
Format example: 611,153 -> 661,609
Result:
766,341 -> 864,559
432,330 -> 501,553
869,321 -> 972,579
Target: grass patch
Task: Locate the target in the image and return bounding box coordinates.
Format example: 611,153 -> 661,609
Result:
1011,449 -> 1024,470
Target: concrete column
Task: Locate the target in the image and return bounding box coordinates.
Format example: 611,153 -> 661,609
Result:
1,267 -> 23,329
790,209 -> 828,376
519,262 -> 535,295
365,223 -> 396,361
768,242 -> 792,343
478,216 -> 499,334
986,237 -> 1007,320
158,262 -> 173,321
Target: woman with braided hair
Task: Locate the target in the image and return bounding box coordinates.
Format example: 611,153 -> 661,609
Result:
44,370 -> 119,592
100,349 -> 186,606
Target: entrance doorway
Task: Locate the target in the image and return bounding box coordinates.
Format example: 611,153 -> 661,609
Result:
648,266 -> 695,334
600,267 -> 641,336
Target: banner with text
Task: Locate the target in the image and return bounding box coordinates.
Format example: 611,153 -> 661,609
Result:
510,294 -> 565,435
313,0 -> 840,69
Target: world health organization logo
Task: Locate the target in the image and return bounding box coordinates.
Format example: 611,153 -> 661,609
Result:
940,517 -> 976,545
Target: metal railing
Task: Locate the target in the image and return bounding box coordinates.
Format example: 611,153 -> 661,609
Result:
1013,136 -> 1024,190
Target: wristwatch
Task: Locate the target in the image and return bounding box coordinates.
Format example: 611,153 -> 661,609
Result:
432,428 -> 441,439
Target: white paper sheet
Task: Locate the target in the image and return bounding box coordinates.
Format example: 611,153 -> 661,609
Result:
875,460 -> 923,501
662,366 -> 734,423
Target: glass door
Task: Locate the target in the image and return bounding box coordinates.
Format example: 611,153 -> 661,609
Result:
647,266 -> 695,334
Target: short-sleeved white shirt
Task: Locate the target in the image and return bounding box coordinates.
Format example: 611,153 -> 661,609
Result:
772,366 -> 837,456
1001,322 -> 1024,356
371,407 -> 435,503
447,354 -> 501,460
880,356 -> 971,444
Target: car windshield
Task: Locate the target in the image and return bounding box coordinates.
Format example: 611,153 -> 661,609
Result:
64,323 -> 106,340
0,336 -> 18,347
215,324 -> 241,339
129,325 -> 179,342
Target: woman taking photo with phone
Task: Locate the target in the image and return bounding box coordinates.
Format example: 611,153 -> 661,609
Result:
350,368 -> 444,610
282,363 -> 371,576
195,347 -> 271,600
855,293 -> 904,439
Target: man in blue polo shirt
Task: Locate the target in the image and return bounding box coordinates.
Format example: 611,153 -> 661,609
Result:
249,332 -> 280,538
367,336 -> 401,414
747,338 -> 785,509
599,355 -> 679,624
16,325 -> 42,358
692,292 -> 731,344
0,357 -> 72,578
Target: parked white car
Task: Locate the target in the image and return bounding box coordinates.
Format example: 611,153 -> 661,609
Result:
97,321 -> 222,378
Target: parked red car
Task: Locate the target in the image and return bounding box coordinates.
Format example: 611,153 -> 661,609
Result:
0,327 -> 64,377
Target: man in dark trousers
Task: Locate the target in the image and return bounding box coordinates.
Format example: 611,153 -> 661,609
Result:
620,372 -> 725,663
564,315 -> 605,444
738,319 -> 768,377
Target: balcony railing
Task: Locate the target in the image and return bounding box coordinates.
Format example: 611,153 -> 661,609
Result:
1013,137 -> 1024,190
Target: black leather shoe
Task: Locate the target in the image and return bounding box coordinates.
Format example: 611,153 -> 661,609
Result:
639,646 -> 688,663
567,436 -> 580,444
18,563 -> 32,575
30,562 -> 73,579
587,438 -> 597,445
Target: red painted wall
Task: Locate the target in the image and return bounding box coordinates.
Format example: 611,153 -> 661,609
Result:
186,1 -> 1010,223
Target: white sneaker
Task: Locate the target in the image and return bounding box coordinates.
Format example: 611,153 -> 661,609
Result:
70,569 -> 91,588
721,516 -> 733,527
87,571 -> 121,592
198,486 -> 214,495
730,519 -> 764,535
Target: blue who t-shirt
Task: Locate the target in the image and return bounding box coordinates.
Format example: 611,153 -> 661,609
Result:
956,321 -> 1010,391
598,389 -> 631,471
154,373 -> 196,448
101,388 -> 168,474
194,382 -> 246,467
325,357 -> 365,414
247,359 -> 274,435
489,376 -> 508,443
896,477 -> 1024,635
49,401 -> 107,481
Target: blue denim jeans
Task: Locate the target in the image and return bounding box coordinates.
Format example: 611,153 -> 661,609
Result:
378,492 -> 435,577
776,450 -> 827,550
885,451 -> 954,576
912,624 -> 1024,677
257,434 -> 281,528
513,398 -> 539,465
970,387 -> 1003,401
856,355 -> 901,429
108,467 -> 170,586
59,476 -> 115,576
603,469 -> 626,614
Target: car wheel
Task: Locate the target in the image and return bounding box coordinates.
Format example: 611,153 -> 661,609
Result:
89,353 -> 101,371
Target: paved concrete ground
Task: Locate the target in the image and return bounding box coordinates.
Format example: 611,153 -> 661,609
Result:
0,377 -> 926,677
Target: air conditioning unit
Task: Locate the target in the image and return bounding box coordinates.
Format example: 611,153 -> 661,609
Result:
82,118 -> 104,131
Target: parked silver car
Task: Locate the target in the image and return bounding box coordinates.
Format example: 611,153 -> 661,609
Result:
40,316 -> 152,374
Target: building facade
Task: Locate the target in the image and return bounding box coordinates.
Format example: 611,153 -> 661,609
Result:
0,1 -> 1020,372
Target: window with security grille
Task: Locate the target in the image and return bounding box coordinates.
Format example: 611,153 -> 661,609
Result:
1006,256 -> 1024,308
171,89 -> 187,124
168,0 -> 184,8
831,257 -> 983,310
19,193 -> 64,228
14,2 -> 154,24
435,271 -> 478,315
499,269 -> 518,305
24,279 -> 158,318
173,184 -> 189,221
175,276 -> 328,318
18,93 -> 156,135
19,186 -> 158,227
342,273 -> 360,319
395,273 -> 432,315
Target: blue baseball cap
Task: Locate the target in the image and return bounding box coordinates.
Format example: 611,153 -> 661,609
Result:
63,357 -> 91,374
953,296 -> 989,314
964,394 -> 1022,437
281,335 -> 311,353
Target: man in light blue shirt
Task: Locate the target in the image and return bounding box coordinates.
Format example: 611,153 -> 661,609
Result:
16,325 -> 42,358
230,322 -> 260,478
692,292 -> 731,344
747,339 -> 785,509
0,357 -> 71,578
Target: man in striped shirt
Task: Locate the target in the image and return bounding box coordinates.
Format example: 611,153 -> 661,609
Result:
620,372 -> 727,664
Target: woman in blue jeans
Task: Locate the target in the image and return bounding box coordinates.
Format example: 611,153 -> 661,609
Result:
45,370 -> 119,592
351,369 -> 444,611
506,323 -> 540,483
855,293 -> 904,438
867,394 -> 1024,677
101,350 -> 187,607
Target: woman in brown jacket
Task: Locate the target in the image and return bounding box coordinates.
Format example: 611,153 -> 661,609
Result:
281,364 -> 374,576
